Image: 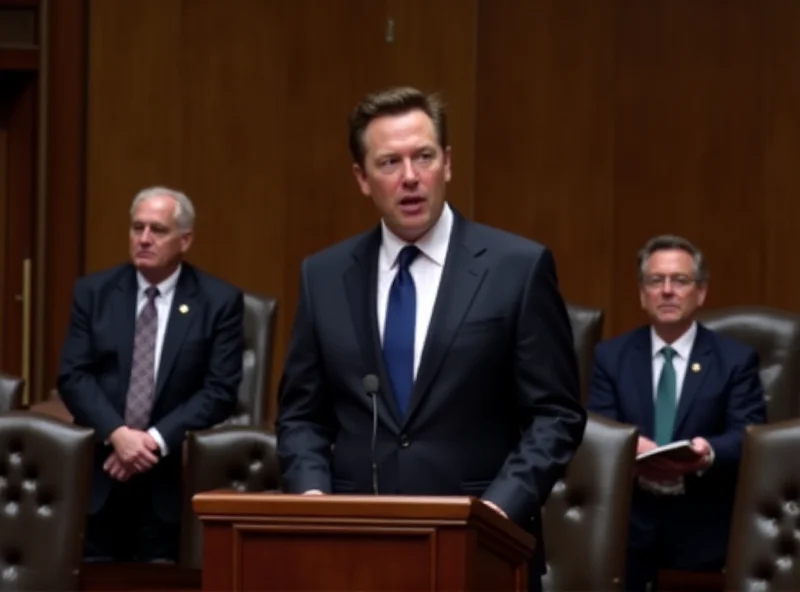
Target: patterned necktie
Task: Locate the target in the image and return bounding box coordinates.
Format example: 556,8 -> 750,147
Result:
655,345 -> 677,446
383,245 -> 420,416
125,286 -> 159,429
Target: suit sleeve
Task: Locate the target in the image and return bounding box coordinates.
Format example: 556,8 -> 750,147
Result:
586,346 -> 622,422
483,249 -> 587,524
275,261 -> 336,493
704,349 -> 766,469
57,281 -> 126,442
152,290 -> 244,453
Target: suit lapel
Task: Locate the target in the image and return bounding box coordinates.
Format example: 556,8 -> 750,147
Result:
114,266 -> 138,396
343,228 -> 402,429
403,217 -> 487,426
673,326 -> 713,436
155,265 -> 200,399
632,329 -> 656,438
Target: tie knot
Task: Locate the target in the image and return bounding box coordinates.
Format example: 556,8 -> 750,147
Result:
145,286 -> 159,301
661,345 -> 676,362
396,245 -> 420,271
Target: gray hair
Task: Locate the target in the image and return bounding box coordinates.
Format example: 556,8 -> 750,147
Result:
637,234 -> 709,283
130,186 -> 195,232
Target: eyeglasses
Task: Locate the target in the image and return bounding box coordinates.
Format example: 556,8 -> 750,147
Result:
641,275 -> 697,291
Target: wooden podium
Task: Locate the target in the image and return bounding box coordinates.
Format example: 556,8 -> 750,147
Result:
193,492 -> 535,591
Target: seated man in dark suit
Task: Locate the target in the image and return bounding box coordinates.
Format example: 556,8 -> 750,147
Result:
57,186 -> 244,562
588,234 -> 766,591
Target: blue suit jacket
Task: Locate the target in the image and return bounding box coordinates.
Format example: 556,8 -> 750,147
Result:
588,324 -> 766,566
57,262 -> 244,521
277,212 -> 587,575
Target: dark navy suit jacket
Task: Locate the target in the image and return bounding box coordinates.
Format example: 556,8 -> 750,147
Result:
588,324 -> 766,567
277,212 -> 587,575
57,262 -> 244,522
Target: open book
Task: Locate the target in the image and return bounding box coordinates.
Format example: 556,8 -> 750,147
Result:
636,440 -> 702,463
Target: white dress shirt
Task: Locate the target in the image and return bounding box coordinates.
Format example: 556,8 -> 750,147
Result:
641,321 -> 713,495
377,203 -> 453,378
650,321 -> 697,403
134,265 -> 182,456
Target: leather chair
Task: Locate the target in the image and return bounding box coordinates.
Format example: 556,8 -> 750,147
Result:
223,292 -> 277,427
0,373 -> 24,412
542,412 -> 638,592
698,307 -> 800,423
725,419 -> 800,591
179,427 -> 280,568
0,411 -> 93,591
566,303 -> 605,405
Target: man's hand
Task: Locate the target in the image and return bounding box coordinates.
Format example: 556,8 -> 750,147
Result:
636,436 -> 658,456
482,500 -> 507,519
109,426 -> 160,473
636,436 -> 712,482
103,451 -> 134,481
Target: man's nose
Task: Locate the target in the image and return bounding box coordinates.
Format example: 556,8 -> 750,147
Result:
401,159 -> 420,184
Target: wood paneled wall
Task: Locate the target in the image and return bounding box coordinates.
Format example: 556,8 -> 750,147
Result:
79,0 -> 800,423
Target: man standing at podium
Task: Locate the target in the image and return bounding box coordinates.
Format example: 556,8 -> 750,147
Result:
277,87 -> 586,591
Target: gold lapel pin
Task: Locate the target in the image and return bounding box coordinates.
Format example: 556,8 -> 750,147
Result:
691,362 -> 701,373
179,304 -> 189,314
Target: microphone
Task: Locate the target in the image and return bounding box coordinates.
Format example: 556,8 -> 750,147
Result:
362,374 -> 380,495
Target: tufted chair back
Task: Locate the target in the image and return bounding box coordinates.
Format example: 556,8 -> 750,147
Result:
179,427 -> 280,568
542,413 -> 638,592
566,303 -> 605,405
223,292 -> 277,427
698,307 -> 800,423
0,411 -> 93,591
725,419 -> 800,591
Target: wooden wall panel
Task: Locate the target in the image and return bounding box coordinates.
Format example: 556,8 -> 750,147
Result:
85,0 -> 183,272
611,0 -> 766,334
764,0 -> 800,310
180,0 -> 288,293
474,0 -> 617,314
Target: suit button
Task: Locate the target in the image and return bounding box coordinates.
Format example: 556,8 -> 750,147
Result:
399,434 -> 410,448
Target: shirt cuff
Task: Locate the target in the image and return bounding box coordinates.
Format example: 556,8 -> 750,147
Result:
696,444 -> 715,476
148,427 -> 169,456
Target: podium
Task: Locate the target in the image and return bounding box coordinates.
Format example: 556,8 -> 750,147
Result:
193,492 -> 535,591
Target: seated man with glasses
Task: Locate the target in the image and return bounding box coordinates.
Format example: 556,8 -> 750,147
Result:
587,234 -> 766,591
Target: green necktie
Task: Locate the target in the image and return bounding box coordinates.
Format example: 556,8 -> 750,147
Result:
655,345 -> 677,446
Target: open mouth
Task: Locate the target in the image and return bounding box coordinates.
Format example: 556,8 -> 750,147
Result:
399,196 -> 425,213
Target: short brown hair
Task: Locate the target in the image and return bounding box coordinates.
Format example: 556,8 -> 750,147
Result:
637,234 -> 709,283
348,86 -> 448,167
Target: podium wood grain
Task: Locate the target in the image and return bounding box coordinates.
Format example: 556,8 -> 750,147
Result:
193,492 -> 534,591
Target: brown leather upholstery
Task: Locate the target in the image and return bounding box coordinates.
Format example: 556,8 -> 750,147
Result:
566,303 -> 605,405
725,419 -> 800,591
542,412 -> 638,592
222,292 -> 277,427
0,373 -> 24,412
698,306 -> 800,423
0,411 -> 93,591
179,427 -> 279,568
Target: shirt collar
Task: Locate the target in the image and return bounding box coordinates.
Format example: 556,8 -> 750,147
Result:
651,321 -> 697,360
136,264 -> 182,299
380,202 -> 453,270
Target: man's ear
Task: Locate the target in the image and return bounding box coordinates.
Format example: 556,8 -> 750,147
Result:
180,231 -> 194,253
352,162 -> 371,196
